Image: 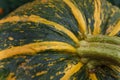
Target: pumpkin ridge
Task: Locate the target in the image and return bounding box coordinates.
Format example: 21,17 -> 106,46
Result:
108,20 -> 120,36
60,62 -> 83,80
111,65 -> 120,73
6,72 -> 16,80
63,0 -> 87,37
93,0 -> 102,35
89,73 -> 98,80
35,71 -> 48,77
109,65 -> 120,78
0,41 -> 76,60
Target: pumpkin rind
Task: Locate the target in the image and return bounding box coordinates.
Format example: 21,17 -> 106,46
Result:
0,0 -> 120,80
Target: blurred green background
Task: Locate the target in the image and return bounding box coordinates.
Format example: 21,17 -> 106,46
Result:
0,0 -> 120,19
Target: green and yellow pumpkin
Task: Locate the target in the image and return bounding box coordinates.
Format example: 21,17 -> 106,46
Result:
0,0 -> 120,80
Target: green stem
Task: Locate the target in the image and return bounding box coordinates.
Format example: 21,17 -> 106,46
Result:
77,35 -> 120,67
77,46 -> 120,65
86,35 -> 120,45
89,42 -> 120,51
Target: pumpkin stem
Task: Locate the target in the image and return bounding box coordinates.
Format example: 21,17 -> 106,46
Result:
77,35 -> 120,69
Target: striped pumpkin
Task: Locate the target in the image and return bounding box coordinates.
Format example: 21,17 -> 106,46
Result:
0,0 -> 120,80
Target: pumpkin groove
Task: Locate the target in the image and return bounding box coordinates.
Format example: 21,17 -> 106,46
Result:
0,0 -> 120,80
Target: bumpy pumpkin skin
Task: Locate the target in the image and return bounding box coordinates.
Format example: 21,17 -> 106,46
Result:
0,0 -> 120,80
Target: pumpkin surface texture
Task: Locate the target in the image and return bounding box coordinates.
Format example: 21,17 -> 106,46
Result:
0,0 -> 120,80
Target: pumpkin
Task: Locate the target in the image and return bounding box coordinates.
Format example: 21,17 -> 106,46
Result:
0,0 -> 120,80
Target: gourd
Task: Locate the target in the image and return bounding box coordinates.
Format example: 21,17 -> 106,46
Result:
0,0 -> 120,80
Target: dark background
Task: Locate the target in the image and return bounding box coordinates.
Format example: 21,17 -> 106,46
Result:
108,0 -> 120,8
0,0 -> 33,19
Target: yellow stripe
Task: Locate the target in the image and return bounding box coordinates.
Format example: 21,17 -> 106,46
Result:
93,0 -> 101,35
108,20 -> 120,36
36,71 -> 48,76
0,15 -> 79,44
6,73 -> 16,80
0,41 -> 76,60
110,65 -> 120,78
60,62 -> 83,80
89,73 -> 98,80
63,0 -> 87,36
110,65 -> 120,72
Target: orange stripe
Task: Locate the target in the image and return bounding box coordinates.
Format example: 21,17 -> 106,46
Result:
110,65 -> 120,72
0,41 -> 76,60
110,65 -> 120,78
93,0 -> 101,35
89,73 -> 98,80
36,71 -> 48,76
6,73 -> 16,80
63,0 -> 87,37
60,62 -> 83,80
108,20 -> 120,36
